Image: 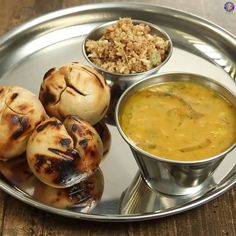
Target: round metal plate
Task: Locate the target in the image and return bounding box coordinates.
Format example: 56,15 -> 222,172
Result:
0,3 -> 236,222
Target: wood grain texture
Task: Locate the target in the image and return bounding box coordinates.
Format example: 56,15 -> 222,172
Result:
1,198 -> 44,236
0,0 -> 235,235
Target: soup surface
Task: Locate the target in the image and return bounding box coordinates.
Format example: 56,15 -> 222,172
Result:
120,82 -> 236,161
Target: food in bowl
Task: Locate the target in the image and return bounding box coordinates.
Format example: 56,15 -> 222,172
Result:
119,81 -> 236,161
85,18 -> 170,74
26,115 -> 103,188
0,86 -> 46,160
39,62 -> 110,125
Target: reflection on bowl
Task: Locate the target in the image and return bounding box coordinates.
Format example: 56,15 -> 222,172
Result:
83,18 -> 172,125
116,72 -> 236,195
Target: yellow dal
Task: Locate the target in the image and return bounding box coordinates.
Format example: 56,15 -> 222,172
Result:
120,82 -> 236,161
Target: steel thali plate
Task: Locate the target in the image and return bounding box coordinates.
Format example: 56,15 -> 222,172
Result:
0,3 -> 236,222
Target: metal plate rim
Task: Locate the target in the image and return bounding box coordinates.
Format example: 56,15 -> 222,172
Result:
0,2 -> 236,222
1,2 -> 235,44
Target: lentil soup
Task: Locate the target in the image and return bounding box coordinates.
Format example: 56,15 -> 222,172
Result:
120,82 -> 236,161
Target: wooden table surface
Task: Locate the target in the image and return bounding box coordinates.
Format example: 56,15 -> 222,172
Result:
0,0 -> 235,235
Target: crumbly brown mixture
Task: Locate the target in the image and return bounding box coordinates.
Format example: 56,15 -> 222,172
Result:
85,18 -> 170,74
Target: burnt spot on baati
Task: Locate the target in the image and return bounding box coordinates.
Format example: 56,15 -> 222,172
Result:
54,159 -> 81,186
40,87 -> 57,106
10,115 -> 29,139
60,138 -> 71,147
36,120 -> 62,132
11,114 -> 21,124
43,67 -> 56,80
0,88 -> 4,94
34,154 -> 47,173
44,158 -> 71,175
34,154 -> 79,185
35,148 -> 85,185
10,93 -> 18,101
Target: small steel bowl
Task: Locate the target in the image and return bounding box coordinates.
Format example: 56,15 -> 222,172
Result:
115,72 -> 236,195
83,19 -> 172,85
82,19 -> 172,124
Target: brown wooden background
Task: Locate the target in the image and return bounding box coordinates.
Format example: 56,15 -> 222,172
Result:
0,0 -> 235,235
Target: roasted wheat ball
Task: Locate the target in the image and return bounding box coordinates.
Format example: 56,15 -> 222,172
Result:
39,62 -> 110,125
26,116 -> 103,188
0,86 -> 46,160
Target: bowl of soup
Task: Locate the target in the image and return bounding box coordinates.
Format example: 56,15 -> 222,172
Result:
115,72 -> 236,195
